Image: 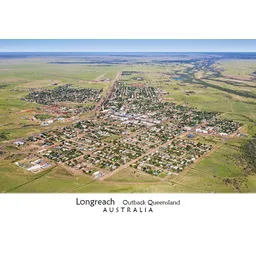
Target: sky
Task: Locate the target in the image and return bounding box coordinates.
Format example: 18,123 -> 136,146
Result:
0,39 -> 255,52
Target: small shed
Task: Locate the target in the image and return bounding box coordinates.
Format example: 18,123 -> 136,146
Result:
187,133 -> 195,139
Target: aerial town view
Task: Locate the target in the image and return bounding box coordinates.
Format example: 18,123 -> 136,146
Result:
0,40 -> 255,192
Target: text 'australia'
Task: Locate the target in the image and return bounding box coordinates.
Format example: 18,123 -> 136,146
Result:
103,207 -> 153,213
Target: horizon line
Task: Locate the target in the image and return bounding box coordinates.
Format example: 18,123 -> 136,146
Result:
0,51 -> 256,53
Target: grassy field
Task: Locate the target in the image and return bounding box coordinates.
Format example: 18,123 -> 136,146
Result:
105,167 -> 162,183
218,59 -> 256,79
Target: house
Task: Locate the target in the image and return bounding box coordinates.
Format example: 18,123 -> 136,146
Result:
92,171 -> 103,179
41,122 -> 49,126
184,126 -> 192,131
238,133 -> 247,137
14,140 -> 25,146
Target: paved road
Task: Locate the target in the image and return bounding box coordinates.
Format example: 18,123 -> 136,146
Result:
94,71 -> 121,113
